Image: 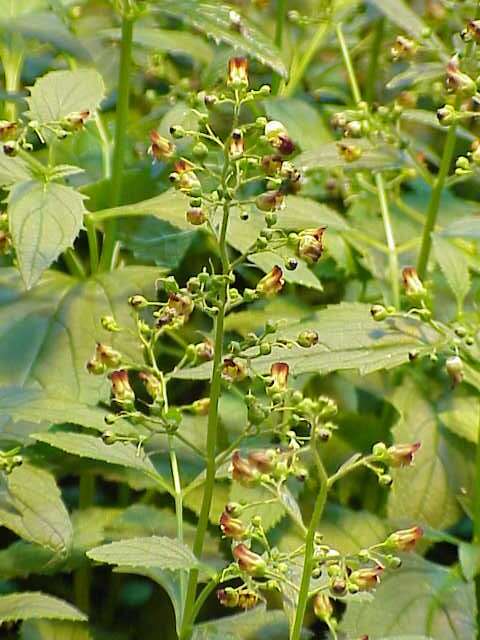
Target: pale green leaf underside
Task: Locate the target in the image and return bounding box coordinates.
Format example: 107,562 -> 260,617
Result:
341,555 -> 475,639
0,150 -> 32,186
87,536 -> 199,570
388,381 -> 461,530
441,217 -> 480,239
0,462 -> 72,553
175,302 -> 444,379
27,69 -> 105,123
0,266 -> 159,440
433,235 -> 471,309
156,1 -> 287,77
8,180 -> 86,289
21,620 -> 92,640
192,607 -> 291,640
297,139 -> 403,172
33,431 -> 158,475
0,592 -> 86,623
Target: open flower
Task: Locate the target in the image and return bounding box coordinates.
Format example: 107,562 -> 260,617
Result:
231,450 -> 259,485
350,565 -> 383,591
269,362 -> 289,392
109,370 -> 135,406
386,442 -> 421,467
227,56 -> 248,88
148,130 -> 175,161
298,227 -> 326,264
402,266 -> 426,298
265,120 -> 295,155
256,266 -> 284,296
219,510 -> 245,539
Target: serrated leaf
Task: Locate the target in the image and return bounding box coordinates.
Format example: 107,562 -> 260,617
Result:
0,462 -> 72,553
0,592 -> 86,623
439,394 -> 480,444
87,536 -> 200,571
0,150 -> 32,186
102,26 -> 213,64
387,380 -> 461,529
321,504 -> 388,555
155,1 -> 287,77
433,235 -> 471,310
229,483 -> 286,531
8,180 -> 86,288
27,69 -> 105,123
175,302 -> 445,380
32,431 -> 161,478
192,607 -> 293,640
0,266 -> 159,441
341,555 -> 476,639
441,216 -> 480,239
297,139 -> 403,172
21,620 -> 92,640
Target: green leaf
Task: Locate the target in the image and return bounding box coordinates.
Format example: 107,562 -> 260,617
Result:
459,542 -> 480,581
368,0 -> 445,46
89,189 -> 190,229
0,12 -> 90,59
341,555 -> 476,639
175,303 -> 444,380
87,536 -> 200,571
0,592 -> 86,623
433,235 -> 471,311
264,98 -> 330,151
0,266 -> 159,441
0,150 -> 32,186
192,607 -> 293,640
32,431 -> 160,477
0,462 -> 72,553
229,483 -> 287,531
387,63 -> 445,91
155,1 -> 287,77
8,180 -> 86,288
21,620 -> 92,640
387,380 -> 461,530
102,26 -> 213,64
297,139 -> 403,172
441,217 -> 480,239
321,504 -> 388,555
27,69 -> 105,123
439,394 -> 480,444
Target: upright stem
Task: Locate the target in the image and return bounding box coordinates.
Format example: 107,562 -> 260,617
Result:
365,18 -> 385,103
336,23 -> 361,105
74,474 -> 95,613
290,429 -> 328,640
474,410 -> 480,637
169,436 -> 185,605
64,247 -> 86,279
99,15 -> 134,271
271,0 -> 287,95
284,21 -> 329,97
180,202 -> 230,639
376,173 -> 400,308
416,120 -> 457,279
1,39 -> 24,121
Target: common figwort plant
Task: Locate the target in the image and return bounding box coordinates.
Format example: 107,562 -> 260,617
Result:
86,58 -> 424,640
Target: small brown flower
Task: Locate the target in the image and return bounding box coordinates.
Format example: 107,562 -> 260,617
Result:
269,362 -> 289,392
222,358 -> 248,383
446,355 -> 464,387
233,544 -> 266,576
446,57 -> 476,97
219,510 -> 245,539
387,526 -> 423,551
265,120 -> 295,155
255,190 -> 285,212
148,130 -> 175,161
350,565 -> 383,591
402,266 -> 426,298
313,593 -> 334,621
247,449 -> 276,473
231,450 -> 258,485
217,587 -> 239,608
229,128 -> 244,158
139,371 -> 163,401
227,56 -> 249,88
256,266 -> 284,296
386,442 -> 421,467
109,370 -> 135,405
298,227 -> 326,264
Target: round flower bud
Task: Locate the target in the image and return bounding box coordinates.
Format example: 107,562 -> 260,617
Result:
297,329 -> 319,348
186,207 -> 207,226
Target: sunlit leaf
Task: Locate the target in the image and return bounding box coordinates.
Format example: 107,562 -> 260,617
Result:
21,620 -> 92,640
0,592 -> 86,623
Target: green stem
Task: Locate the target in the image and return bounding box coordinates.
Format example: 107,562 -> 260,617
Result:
180,203 -> 230,639
290,429 -> 328,640
284,20 -> 329,97
99,15 -> 134,272
416,120 -> 457,279
1,40 -> 24,121
74,475 -> 95,613
336,23 -> 361,105
474,409 -> 480,637
271,0 -> 287,95
365,18 -> 385,103
85,215 -> 99,274
188,576 -> 219,626
63,247 -> 86,279
376,173 -> 400,308
169,436 -> 185,607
